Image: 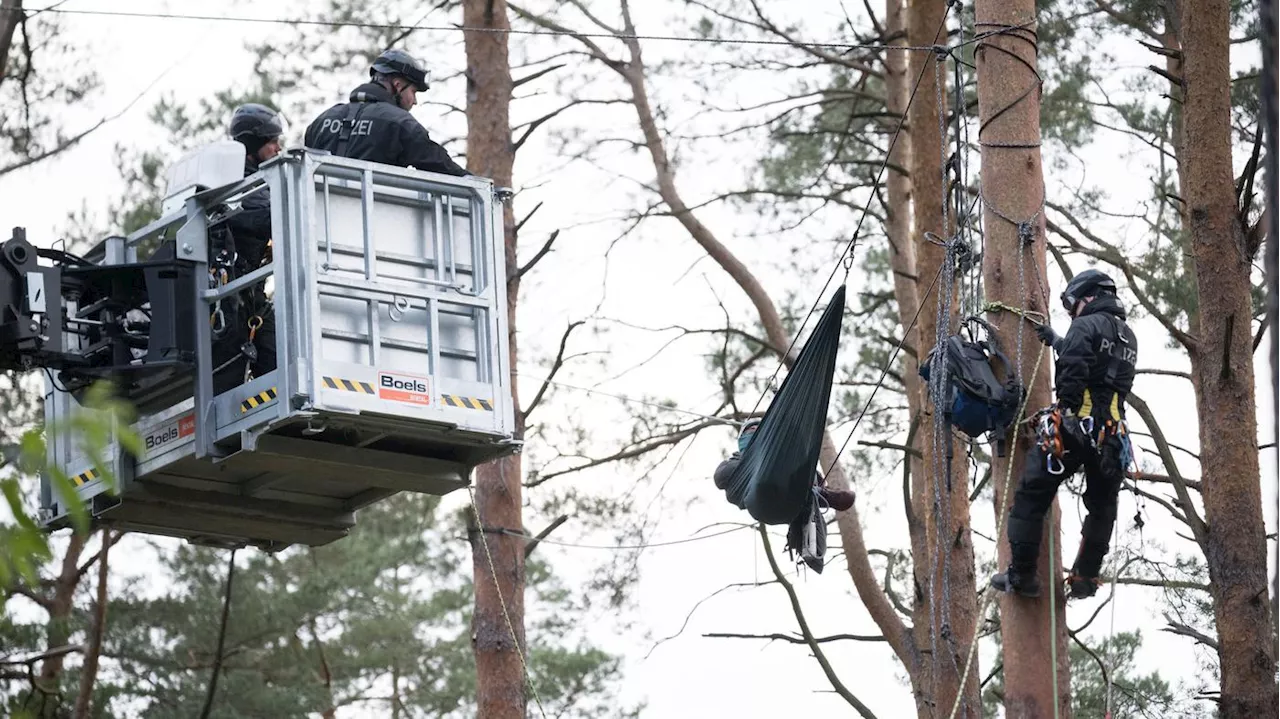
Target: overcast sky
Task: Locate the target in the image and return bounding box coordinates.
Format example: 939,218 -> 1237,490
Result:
1,1 -> 1276,717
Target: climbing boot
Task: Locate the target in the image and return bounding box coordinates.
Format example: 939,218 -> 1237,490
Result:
1066,574 -> 1101,599
1067,514 -> 1111,600
990,567 -> 1042,598
818,487 -> 855,512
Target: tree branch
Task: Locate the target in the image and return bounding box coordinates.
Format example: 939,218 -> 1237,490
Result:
520,318 -> 583,421
198,550 -> 237,719
527,419 -> 716,486
515,229 -> 559,281
74,530 -> 128,583
1161,620 -> 1219,651
1136,368 -> 1192,380
72,529 -> 111,719
523,514 -> 569,558
704,631 -> 887,644
1134,472 -> 1202,492
858,439 -> 923,458
759,525 -> 880,718
1045,209 -> 1196,350
1125,392 -> 1208,548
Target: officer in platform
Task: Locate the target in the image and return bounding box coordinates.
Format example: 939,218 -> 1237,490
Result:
304,49 -> 469,176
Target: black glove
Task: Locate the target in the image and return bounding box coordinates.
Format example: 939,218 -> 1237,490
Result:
1036,323 -> 1059,348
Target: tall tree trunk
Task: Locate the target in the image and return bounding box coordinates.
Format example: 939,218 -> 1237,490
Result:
1178,0 -> 1279,714
0,0 -> 22,86
35,531 -> 87,714
972,0 -> 1071,715
464,2 -> 526,718
72,529 -> 111,719
884,0 -> 935,714
1257,0 -> 1279,628
907,0 -> 980,714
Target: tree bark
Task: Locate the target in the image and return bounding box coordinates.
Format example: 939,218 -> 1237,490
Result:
35,531 -> 87,712
0,0 -> 22,87
906,0 -> 980,714
72,529 -> 111,719
972,0 -> 1071,716
464,2 -> 527,718
1178,0 -> 1279,714
884,0 -> 934,714
1262,0 -> 1280,639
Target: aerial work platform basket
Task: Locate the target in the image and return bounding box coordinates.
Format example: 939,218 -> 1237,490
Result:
38,148 -> 518,550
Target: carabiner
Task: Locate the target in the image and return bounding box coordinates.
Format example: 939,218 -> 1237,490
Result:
1046,453 -> 1066,476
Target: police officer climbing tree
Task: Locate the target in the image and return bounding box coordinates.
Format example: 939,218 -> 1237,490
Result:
304,49 -> 469,176
991,269 -> 1138,600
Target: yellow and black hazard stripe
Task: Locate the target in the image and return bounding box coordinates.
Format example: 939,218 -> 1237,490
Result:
72,468 -> 100,487
240,387 -> 279,413
322,376 -> 376,395
441,394 -> 493,411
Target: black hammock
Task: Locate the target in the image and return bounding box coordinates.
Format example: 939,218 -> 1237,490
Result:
722,285 -> 845,525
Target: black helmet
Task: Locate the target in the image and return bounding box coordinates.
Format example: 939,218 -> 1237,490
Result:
371,48 -> 429,92
229,103 -> 283,149
1061,269 -> 1117,315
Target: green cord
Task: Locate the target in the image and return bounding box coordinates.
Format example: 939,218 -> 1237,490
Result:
1048,526 -> 1061,719
982,300 -> 1049,326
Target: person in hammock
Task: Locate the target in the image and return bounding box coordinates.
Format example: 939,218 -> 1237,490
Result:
714,418 -> 855,572
714,419 -> 856,510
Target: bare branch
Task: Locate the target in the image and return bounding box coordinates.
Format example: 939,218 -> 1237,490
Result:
512,62 -> 565,89
6,584 -> 53,612
704,631 -> 887,644
0,645 -> 81,667
1125,392 -> 1208,548
508,3 -> 624,68
515,229 -> 559,281
527,419 -> 716,487
524,515 -> 570,559
521,318 -> 583,421
858,439 -> 923,458
1136,368 -> 1192,380
646,579 -> 776,659
1045,204 -> 1197,349
75,530 -> 128,583
73,529 -> 112,718
1161,620 -> 1220,651
1114,576 -> 1210,592
1135,472 -> 1202,492
759,526 -> 880,718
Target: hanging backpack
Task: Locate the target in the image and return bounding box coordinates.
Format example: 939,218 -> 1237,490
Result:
918,324 -> 1025,457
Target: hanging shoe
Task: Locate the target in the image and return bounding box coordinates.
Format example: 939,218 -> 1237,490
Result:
1066,574 -> 1101,599
990,567 -> 1042,598
818,487 -> 855,512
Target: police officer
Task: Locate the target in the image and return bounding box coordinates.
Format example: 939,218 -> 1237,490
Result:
303,49 -> 468,176
225,103 -> 283,250
217,103 -> 285,392
991,269 -> 1138,600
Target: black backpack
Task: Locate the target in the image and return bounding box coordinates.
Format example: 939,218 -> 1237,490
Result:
919,325 -> 1025,457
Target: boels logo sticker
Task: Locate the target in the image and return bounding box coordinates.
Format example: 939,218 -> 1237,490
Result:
378,372 -> 431,406
144,413 -> 195,455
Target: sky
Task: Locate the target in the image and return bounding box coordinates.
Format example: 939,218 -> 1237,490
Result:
0,0 -> 1277,717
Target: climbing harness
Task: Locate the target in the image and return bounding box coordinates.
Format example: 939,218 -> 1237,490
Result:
1032,406 -> 1067,475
